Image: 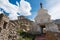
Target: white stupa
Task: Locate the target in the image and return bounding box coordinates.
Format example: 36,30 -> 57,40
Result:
35,3 -> 51,24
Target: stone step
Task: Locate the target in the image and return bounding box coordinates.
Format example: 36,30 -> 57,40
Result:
35,34 -> 46,40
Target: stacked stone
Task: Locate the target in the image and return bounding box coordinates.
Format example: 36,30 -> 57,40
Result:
0,14 -> 9,40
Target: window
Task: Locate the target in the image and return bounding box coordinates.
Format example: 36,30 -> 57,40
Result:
3,22 -> 7,29
0,14 -> 3,20
0,27 -> 2,32
8,35 -> 12,39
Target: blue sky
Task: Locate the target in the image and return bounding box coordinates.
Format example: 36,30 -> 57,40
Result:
0,0 -> 46,20
9,0 -> 46,11
9,0 -> 46,20
0,0 -> 60,20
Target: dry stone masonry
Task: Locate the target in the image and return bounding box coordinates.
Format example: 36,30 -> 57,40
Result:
0,13 -> 20,40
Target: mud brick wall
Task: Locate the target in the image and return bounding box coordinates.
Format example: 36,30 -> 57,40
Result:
46,31 -> 60,40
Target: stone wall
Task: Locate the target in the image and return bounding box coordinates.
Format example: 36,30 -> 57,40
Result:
0,14 -> 20,40
8,20 -> 20,40
46,22 -> 60,40
46,22 -> 59,32
0,14 -> 9,40
46,31 -> 60,40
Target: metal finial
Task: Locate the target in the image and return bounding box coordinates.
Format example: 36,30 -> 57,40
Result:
40,3 -> 43,8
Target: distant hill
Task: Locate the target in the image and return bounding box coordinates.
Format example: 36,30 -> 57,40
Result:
53,19 -> 60,24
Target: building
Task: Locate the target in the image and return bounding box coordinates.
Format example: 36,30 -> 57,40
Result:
34,3 -> 60,40
0,14 -> 34,40
18,16 -> 42,34
8,20 -> 20,40
0,14 -> 9,40
34,2 -> 60,33
0,13 -> 20,40
18,16 -> 33,32
34,3 -> 51,34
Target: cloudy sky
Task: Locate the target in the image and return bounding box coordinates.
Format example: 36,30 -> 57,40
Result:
0,0 -> 60,20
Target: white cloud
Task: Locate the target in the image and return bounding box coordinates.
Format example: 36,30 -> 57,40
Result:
45,0 -> 60,20
19,0 -> 31,16
0,10 -> 3,14
0,11 -> 2,14
0,0 -> 32,20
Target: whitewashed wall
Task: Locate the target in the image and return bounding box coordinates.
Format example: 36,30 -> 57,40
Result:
46,23 -> 59,32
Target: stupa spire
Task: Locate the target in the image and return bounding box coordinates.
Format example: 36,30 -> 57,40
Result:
40,2 -> 43,8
